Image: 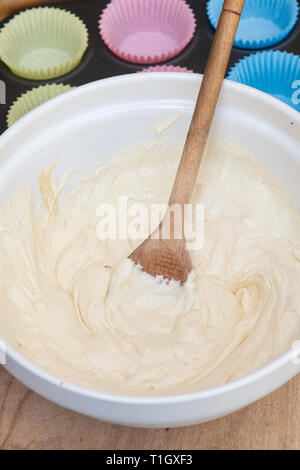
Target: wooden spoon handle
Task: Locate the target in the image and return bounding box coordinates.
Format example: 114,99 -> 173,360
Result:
169,0 -> 245,207
0,0 -> 74,22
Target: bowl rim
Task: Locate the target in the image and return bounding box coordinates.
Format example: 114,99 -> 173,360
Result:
0,7 -> 89,79
1,72 -> 300,405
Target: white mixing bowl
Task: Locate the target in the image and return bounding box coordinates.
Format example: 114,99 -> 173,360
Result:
0,73 -> 299,428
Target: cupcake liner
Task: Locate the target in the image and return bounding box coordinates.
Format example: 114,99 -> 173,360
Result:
99,0 -> 196,65
207,0 -> 299,49
140,65 -> 193,73
7,84 -> 75,127
227,51 -> 300,111
0,7 -> 89,80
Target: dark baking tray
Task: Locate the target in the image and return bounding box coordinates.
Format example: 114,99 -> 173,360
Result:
0,0 -> 299,135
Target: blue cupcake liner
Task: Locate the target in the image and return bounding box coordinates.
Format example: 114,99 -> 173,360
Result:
227,50 -> 300,111
207,0 -> 299,49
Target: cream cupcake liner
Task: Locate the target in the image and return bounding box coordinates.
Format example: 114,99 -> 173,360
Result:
0,7 -> 89,80
7,84 -> 75,127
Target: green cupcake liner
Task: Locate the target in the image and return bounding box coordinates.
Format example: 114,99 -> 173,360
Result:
7,83 -> 75,127
0,7 -> 89,80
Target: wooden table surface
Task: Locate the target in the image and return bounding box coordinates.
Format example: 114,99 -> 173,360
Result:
0,366 -> 299,450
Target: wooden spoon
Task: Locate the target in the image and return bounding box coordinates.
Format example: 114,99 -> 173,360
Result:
129,0 -> 245,284
0,0 -> 74,22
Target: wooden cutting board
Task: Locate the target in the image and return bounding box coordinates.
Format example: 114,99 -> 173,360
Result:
1,366 -> 300,450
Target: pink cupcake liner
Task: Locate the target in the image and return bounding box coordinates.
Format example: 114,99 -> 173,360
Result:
140,65 -> 193,73
99,0 -> 196,65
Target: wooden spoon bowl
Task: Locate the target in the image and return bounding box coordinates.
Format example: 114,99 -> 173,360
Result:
129,0 -> 245,284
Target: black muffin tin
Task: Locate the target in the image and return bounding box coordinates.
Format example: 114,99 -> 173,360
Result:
0,0 -> 299,134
